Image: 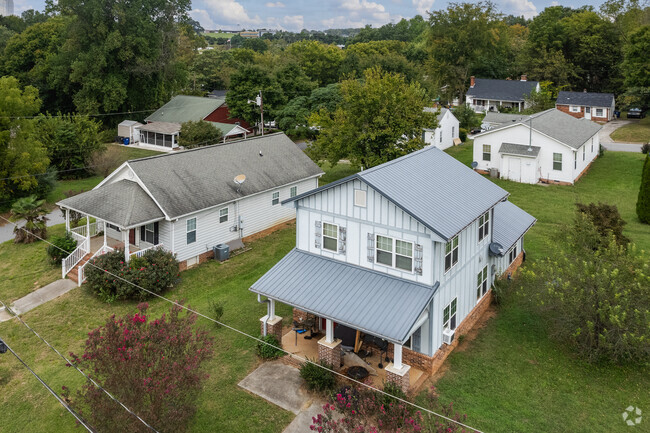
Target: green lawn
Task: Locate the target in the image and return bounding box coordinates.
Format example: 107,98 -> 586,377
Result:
317,161 -> 357,186
611,116 -> 650,143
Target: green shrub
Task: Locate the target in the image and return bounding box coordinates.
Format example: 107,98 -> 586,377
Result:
209,300 -> 226,328
458,127 -> 468,142
85,248 -> 179,302
256,334 -> 284,359
299,358 -> 336,392
381,380 -> 408,407
46,233 -> 77,264
638,155 -> 650,224
642,143 -> 650,154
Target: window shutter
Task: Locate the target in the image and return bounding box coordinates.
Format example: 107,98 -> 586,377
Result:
153,222 -> 159,245
367,233 -> 375,262
140,226 -> 145,242
414,244 -> 423,276
338,227 -> 346,254
314,221 -> 321,249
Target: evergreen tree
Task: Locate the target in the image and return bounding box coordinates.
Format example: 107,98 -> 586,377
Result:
637,154 -> 650,223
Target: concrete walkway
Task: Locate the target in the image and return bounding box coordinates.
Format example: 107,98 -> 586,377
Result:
0,279 -> 76,322
599,119 -> 643,153
0,206 -> 66,244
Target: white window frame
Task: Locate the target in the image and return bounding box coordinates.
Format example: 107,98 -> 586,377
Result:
443,298 -> 457,330
143,223 -> 155,244
509,244 -> 518,264
553,153 -> 562,171
595,108 -> 604,117
322,222 -> 338,252
219,207 -> 228,223
290,186 -> 297,198
186,218 -> 197,244
375,234 -> 414,272
476,266 -> 488,301
354,189 -> 367,207
272,191 -> 280,205
569,105 -> 581,113
444,235 -> 459,273
478,211 -> 490,242
483,144 -> 491,161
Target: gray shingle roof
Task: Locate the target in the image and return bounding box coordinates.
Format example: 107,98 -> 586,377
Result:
58,180 -> 165,228
145,95 -> 225,123
478,109 -> 601,149
482,112 -> 528,125
499,143 -> 541,158
128,132 -> 323,218
137,121 -> 181,134
250,249 -> 438,344
286,146 -> 509,240
466,78 -> 539,102
556,91 -> 614,107
492,201 -> 536,252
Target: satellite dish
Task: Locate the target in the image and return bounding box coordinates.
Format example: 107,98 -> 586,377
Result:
471,161 -> 478,169
488,242 -> 504,257
234,174 -> 246,193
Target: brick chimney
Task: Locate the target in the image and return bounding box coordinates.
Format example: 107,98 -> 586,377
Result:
470,76 -> 475,88
520,74 -> 527,81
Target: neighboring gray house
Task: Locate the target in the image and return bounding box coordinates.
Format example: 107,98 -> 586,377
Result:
250,146 -> 535,392
555,91 -> 615,122
423,107 -> 460,150
466,76 -> 540,113
58,133 -> 323,283
481,112 -> 529,130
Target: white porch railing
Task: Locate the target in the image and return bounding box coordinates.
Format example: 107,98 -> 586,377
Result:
130,244 -> 164,259
62,238 -> 89,278
77,245 -> 115,287
70,221 -> 104,242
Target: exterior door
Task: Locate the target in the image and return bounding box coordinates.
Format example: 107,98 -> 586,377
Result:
508,157 -> 521,182
585,106 -> 591,120
129,229 -> 135,245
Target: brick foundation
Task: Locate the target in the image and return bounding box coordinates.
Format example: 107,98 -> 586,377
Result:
387,345 -> 434,372
260,315 -> 283,342
178,249 -> 213,271
241,219 -> 295,244
385,364 -> 411,393
318,338 -> 342,369
474,169 -> 491,176
293,308 -> 318,324
499,250 -> 524,280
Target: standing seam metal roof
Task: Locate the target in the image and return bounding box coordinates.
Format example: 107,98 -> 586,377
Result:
492,201 -> 536,252
144,95 -> 225,123
250,249 -> 437,344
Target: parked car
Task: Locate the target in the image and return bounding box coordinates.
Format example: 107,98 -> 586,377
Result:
627,108 -> 646,119
470,127 -> 482,134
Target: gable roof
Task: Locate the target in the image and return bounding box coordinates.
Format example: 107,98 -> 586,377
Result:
145,95 -> 225,123
137,121 -> 181,134
424,107 -> 450,123
482,112 -> 528,125
556,91 -> 614,107
477,109 -> 601,149
59,180 -> 165,228
125,132 -> 323,218
492,201 -> 536,252
286,147 -> 509,240
466,78 -> 539,102
499,143 -> 541,158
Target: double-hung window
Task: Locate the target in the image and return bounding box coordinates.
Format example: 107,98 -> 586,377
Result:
476,266 -> 488,300
443,298 -> 457,330
595,108 -> 603,117
219,207 -> 228,223
483,144 -> 491,161
375,235 -> 413,272
322,222 -> 338,252
272,191 -> 280,205
553,153 -> 562,171
186,218 -> 196,244
509,244 -> 518,264
478,211 -> 490,242
143,223 -> 155,244
582,146 -> 585,161
444,235 -> 459,273
290,186 -> 297,198
569,105 -> 580,113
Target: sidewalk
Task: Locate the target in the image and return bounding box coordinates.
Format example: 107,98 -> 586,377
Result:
0,279 -> 76,322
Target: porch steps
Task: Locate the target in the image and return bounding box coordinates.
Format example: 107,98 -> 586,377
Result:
66,253 -> 92,284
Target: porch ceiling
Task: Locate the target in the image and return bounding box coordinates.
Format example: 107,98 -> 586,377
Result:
250,249 -> 438,345
57,180 -> 165,229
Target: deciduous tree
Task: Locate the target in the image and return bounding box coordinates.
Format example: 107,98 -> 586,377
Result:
178,120 -> 223,148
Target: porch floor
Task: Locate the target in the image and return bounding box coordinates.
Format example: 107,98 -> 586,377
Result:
281,328 -> 426,390
89,235 -> 141,255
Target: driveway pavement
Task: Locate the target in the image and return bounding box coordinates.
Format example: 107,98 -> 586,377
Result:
599,119 -> 643,153
0,206 -> 65,244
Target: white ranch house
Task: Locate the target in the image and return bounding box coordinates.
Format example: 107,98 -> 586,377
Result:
423,107 -> 460,150
57,133 -> 322,284
473,109 -> 602,185
250,146 -> 535,391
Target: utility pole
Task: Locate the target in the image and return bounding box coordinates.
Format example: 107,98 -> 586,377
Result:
248,91 -> 264,136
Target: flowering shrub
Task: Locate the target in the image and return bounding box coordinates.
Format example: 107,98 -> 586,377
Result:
309,386 -> 475,432
63,303 -> 214,433
85,248 -> 179,302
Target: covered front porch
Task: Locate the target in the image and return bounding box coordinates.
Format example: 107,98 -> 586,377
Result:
251,249 -> 437,393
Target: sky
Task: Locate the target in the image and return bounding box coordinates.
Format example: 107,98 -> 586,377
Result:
15,0 -> 601,32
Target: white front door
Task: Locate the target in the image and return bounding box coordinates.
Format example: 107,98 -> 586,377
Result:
507,157 -> 521,182
585,106 -> 591,120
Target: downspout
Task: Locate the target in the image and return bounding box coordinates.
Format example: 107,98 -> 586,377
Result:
257,294 -> 270,336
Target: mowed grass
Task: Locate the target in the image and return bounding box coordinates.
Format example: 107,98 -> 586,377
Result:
317,161 -> 357,186
611,116 -> 650,143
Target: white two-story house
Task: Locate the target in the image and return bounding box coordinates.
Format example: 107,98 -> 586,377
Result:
250,147 -> 535,391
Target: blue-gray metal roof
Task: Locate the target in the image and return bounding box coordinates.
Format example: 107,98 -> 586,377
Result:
250,249 -> 437,344
287,147 -> 509,240
556,91 -> 614,107
492,201 -> 536,252
466,78 -> 539,102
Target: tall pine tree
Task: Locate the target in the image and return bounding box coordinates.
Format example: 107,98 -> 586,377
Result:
637,155 -> 650,223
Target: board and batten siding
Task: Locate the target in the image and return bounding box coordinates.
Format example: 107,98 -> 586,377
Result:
171,177 -> 318,263
295,179 -> 435,286
491,237 -> 523,276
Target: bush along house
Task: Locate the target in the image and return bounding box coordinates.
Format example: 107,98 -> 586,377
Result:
57,133 -> 323,284
250,146 -> 536,392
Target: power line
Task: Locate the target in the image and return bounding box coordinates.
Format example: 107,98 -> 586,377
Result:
0,336 -> 95,433
0,301 -> 159,432
0,215 -> 483,433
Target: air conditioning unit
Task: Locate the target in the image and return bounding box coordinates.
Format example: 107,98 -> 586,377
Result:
442,328 -> 455,345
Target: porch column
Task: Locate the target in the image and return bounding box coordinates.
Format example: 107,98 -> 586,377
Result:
123,230 -> 130,262
259,298 -> 282,342
103,225 -> 107,248
65,208 -> 70,233
85,216 -> 90,251
318,318 -> 341,369
325,319 -> 334,343
385,343 -> 411,393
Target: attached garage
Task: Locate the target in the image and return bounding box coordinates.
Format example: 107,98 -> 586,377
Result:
499,143 -> 540,184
